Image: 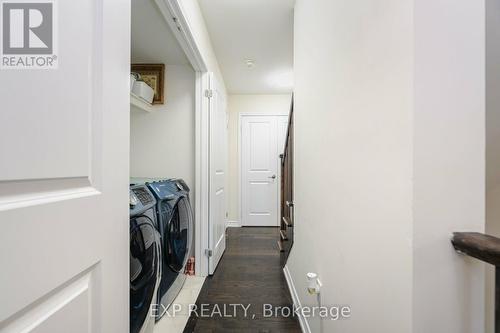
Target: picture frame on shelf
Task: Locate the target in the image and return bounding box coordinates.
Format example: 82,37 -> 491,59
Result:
131,64 -> 165,104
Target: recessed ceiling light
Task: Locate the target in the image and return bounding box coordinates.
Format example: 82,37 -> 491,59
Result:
245,59 -> 255,68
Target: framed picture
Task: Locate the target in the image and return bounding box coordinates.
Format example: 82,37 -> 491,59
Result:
131,64 -> 165,104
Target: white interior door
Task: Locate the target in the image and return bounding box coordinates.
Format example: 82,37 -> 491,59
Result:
208,73 -> 227,274
241,115 -> 287,227
0,1 -> 130,332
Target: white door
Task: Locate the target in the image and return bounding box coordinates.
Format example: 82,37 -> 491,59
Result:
0,1 -> 130,332
208,73 -> 227,274
241,115 -> 288,227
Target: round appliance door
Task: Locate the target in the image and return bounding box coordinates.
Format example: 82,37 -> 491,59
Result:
130,216 -> 159,333
166,197 -> 192,272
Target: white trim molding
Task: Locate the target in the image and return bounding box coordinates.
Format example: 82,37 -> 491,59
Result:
195,71 -> 211,277
226,220 -> 241,228
283,265 -> 310,333
155,0 -> 207,72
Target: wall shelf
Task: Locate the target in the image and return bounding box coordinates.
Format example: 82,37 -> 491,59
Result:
130,93 -> 154,112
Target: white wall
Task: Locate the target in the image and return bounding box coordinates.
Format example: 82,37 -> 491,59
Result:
289,1 -> 414,332
413,1 -> 485,332
130,64 -> 196,195
486,0 -> 500,331
288,0 -> 485,332
227,94 -> 291,222
486,0 -> 500,194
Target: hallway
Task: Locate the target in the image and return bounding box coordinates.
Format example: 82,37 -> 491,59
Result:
184,228 -> 301,332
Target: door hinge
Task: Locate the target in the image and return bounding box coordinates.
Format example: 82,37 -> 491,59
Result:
205,89 -> 213,98
205,249 -> 213,257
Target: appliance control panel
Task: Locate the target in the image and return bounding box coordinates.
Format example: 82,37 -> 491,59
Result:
129,191 -> 139,207
129,185 -> 156,214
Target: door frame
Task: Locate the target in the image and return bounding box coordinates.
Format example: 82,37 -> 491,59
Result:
238,112 -> 289,227
154,0 -> 210,276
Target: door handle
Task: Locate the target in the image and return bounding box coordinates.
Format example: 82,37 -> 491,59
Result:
269,175 -> 276,179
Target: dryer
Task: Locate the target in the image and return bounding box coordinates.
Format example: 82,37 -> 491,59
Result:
129,185 -> 161,333
147,179 -> 193,320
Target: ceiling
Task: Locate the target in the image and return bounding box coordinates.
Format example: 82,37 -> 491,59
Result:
131,0 -> 189,65
198,0 -> 294,94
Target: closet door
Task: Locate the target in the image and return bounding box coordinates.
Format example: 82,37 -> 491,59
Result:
0,1 -> 130,332
208,73 -> 228,275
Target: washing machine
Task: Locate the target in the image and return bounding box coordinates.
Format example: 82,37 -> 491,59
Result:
129,185 -> 161,333
147,179 -> 193,320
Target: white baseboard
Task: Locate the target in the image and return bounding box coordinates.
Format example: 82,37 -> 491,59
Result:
283,265 -> 311,333
226,220 -> 241,228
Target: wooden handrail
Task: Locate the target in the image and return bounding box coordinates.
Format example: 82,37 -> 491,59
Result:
279,96 -> 294,266
451,232 -> 500,332
281,98 -> 294,163
451,232 -> 500,266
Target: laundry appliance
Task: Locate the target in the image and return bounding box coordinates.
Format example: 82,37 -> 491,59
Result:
129,185 -> 161,333
147,179 -> 193,320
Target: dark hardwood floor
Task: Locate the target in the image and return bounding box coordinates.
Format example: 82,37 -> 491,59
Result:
183,227 -> 302,333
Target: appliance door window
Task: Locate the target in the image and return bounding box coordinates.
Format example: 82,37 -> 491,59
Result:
130,217 -> 158,333
167,198 -> 190,272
